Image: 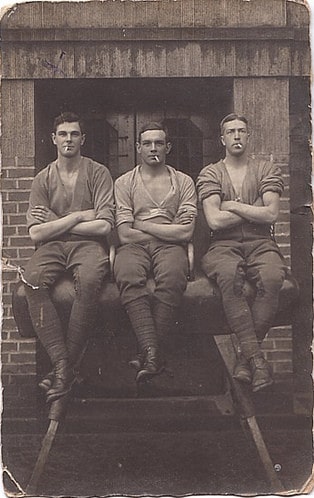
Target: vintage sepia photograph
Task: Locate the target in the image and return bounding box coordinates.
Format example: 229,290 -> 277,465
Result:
1,0 -> 313,496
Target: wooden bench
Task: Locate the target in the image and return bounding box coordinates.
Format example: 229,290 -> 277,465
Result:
11,216 -> 299,493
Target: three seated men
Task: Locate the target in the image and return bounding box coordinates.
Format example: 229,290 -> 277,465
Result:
23,112 -> 287,401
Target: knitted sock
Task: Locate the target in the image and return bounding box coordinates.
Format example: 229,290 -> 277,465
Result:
125,296 -> 157,351
24,285 -> 68,364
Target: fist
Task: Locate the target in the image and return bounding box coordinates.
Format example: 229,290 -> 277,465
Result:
31,206 -> 58,223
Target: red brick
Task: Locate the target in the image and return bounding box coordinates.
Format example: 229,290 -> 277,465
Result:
9,373 -> 36,384
3,226 -> 17,236
6,330 -> 23,341
265,350 -> 291,361
18,202 -> 29,212
273,361 -> 293,373
2,340 -> 19,352
18,341 -> 36,351
1,179 -> 17,189
10,352 -> 36,363
6,168 -> 34,178
2,318 -> 18,330
2,247 -> 18,259
2,363 -> 36,374
18,247 -> 34,258
2,203 -> 18,214
9,236 -> 32,246
273,339 -> 292,350
8,214 -> 26,225
1,354 -> 10,364
8,191 -> 30,201
16,226 -> 28,236
2,270 -> 20,281
17,179 -> 33,189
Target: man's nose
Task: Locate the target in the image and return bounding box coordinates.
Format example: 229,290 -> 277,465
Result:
66,133 -> 72,141
234,131 -> 240,139
150,142 -> 157,150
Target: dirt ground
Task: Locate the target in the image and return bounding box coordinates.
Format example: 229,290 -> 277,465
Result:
2,417 -> 312,497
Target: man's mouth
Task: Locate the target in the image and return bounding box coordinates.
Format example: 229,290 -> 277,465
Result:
151,156 -> 160,162
233,143 -> 242,149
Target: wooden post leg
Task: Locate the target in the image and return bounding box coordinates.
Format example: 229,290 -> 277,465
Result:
246,415 -> 285,492
26,395 -> 70,494
26,420 -> 59,495
214,334 -> 285,492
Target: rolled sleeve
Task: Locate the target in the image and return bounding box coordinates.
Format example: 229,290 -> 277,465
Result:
196,165 -> 222,203
178,175 -> 198,216
26,171 -> 49,231
92,166 -> 115,228
114,176 -> 135,227
259,161 -> 284,197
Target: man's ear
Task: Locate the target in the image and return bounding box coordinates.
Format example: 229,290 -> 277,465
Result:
81,134 -> 86,146
166,142 -> 172,154
135,141 -> 141,153
220,136 -> 225,146
51,133 -> 56,145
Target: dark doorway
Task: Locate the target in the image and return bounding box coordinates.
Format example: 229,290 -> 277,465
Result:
35,78 -> 232,179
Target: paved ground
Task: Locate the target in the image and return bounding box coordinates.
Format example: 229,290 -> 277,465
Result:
2,418 -> 312,497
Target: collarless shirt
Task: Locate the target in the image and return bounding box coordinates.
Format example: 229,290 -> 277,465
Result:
114,164 -> 197,227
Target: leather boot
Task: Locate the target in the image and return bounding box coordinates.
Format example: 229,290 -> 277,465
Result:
129,352 -> 145,371
38,370 -> 54,392
46,359 -> 75,403
136,347 -> 165,383
250,355 -> 274,392
233,354 -> 252,384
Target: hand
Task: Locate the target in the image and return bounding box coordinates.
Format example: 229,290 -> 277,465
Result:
31,206 -> 59,223
79,209 -> 96,222
174,210 -> 195,225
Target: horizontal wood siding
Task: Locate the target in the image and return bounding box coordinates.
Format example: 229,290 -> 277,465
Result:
1,0 -> 287,30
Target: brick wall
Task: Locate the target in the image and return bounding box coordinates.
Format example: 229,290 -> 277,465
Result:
2,157 -> 37,405
261,162 -> 293,378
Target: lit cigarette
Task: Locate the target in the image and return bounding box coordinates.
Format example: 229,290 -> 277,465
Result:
235,144 -> 242,149
154,156 -> 160,162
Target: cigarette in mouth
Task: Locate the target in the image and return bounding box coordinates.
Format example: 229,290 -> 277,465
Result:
235,144 -> 242,149
154,156 -> 160,162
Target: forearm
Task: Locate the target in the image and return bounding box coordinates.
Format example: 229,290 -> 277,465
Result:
205,210 -> 244,231
29,212 -> 83,243
224,202 -> 278,224
70,219 -> 112,237
117,224 -> 157,244
137,220 -> 194,242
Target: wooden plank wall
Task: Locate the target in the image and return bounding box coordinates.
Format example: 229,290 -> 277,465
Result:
2,39 -> 309,80
1,0 -> 287,30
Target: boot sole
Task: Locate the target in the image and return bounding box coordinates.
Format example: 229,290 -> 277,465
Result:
252,378 -> 274,393
136,367 -> 165,383
46,378 -> 76,403
233,373 -> 252,384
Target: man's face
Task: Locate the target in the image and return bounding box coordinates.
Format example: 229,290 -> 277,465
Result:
52,121 -> 85,158
221,119 -> 249,156
136,129 -> 171,166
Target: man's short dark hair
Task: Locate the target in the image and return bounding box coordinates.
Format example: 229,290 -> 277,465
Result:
53,112 -> 85,134
138,122 -> 170,143
220,113 -> 248,135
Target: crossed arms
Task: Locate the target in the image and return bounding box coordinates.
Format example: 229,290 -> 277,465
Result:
117,210 -> 196,245
203,191 -> 280,232
29,207 -> 112,244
